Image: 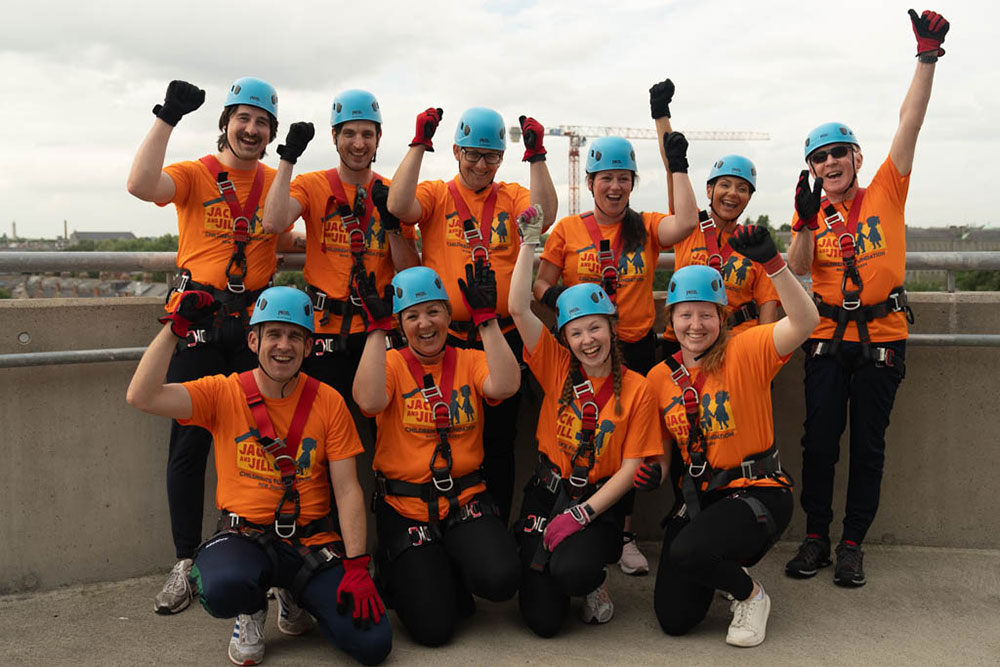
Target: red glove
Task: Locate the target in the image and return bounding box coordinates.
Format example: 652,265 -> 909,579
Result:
158,290 -> 217,338
543,503 -> 594,552
410,107 -> 443,151
354,271 -> 395,333
729,225 -> 787,276
792,170 -> 823,232
336,554 -> 385,629
908,9 -> 949,58
519,115 -> 547,163
634,461 -> 662,491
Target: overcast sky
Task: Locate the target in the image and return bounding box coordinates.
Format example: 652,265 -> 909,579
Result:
0,0 -> 990,239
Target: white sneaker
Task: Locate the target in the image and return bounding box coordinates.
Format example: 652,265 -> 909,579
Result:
580,571 -> 614,625
228,605 -> 267,666
154,558 -> 193,615
726,585 -> 771,648
618,533 -> 649,576
274,588 -> 312,636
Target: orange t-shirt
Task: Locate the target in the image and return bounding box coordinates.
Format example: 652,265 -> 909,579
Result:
180,372 -> 364,546
523,327 -> 663,483
411,178 -> 531,333
791,157 -> 910,342
540,212 -> 664,342
290,170 -> 416,335
672,219 -> 779,336
368,347 -> 496,521
161,158 -> 284,304
647,323 -> 791,491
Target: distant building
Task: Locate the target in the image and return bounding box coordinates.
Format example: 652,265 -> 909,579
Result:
69,231 -> 137,244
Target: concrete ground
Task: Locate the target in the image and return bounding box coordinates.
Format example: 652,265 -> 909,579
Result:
3,541 -> 998,666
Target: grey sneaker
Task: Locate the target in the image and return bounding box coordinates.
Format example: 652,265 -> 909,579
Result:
726,586 -> 771,648
785,536 -> 832,578
274,588 -> 313,636
833,541 -> 867,587
228,605 -> 267,666
154,558 -> 193,615
580,570 -> 614,624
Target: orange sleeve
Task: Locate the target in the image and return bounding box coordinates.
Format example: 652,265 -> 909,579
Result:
539,219 -> 567,270
415,180 -> 441,226
522,326 -> 569,396
621,379 -> 665,460
178,373 -> 225,430
873,157 -> 910,215
161,161 -> 194,208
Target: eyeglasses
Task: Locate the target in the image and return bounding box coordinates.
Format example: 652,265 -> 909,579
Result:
461,148 -> 503,165
808,145 -> 851,165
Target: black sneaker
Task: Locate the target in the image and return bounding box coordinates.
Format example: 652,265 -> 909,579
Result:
833,542 -> 866,587
785,536 -> 832,578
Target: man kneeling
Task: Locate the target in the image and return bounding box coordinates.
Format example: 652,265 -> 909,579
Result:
128,286 -> 391,665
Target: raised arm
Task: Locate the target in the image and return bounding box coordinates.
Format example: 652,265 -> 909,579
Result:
387,107 -> 443,223
518,115 -> 558,231
649,78 -> 677,213
656,132 -> 698,246
261,122 -> 313,234
371,179 -> 420,270
509,205 -> 546,354
127,81 -> 205,203
891,9 -> 949,176
457,260 -> 519,400
126,292 -> 218,418
787,170 -> 823,276
352,272 -> 394,414
729,226 -> 819,356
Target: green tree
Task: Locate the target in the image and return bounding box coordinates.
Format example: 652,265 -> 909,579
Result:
955,270 -> 1000,291
746,214 -> 786,252
274,271 -> 306,289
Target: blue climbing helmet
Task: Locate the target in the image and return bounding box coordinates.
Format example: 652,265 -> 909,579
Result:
804,122 -> 859,160
391,267 -> 449,314
225,77 -> 278,119
707,154 -> 757,192
331,89 -> 382,128
555,283 -> 617,330
585,136 -> 637,174
249,286 -> 315,333
666,265 -> 728,306
454,107 -> 506,151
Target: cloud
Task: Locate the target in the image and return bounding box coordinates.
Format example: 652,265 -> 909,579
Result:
0,0 -> 993,238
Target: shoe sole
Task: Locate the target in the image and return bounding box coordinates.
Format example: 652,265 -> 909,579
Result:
153,596 -> 191,615
784,560 -> 832,579
619,563 -> 649,576
228,650 -> 262,666
833,575 -> 867,588
277,620 -> 312,636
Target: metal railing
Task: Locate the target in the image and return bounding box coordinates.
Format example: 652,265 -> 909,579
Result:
2,251 -> 999,369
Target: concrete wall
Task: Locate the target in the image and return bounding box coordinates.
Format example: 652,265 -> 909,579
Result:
2,294 -> 999,593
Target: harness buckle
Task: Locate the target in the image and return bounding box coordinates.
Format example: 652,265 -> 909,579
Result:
669,365 -> 690,384
841,293 -> 862,311
699,217 -> 717,233
227,280 -> 246,294
569,471 -> 589,488
186,329 -> 208,348
408,525 -> 433,547
873,347 -> 895,367
543,471 -> 561,494
313,337 -> 337,357
274,515 -> 297,539
350,293 -> 364,307
421,385 -> 443,402
889,290 -> 906,312
226,512 -> 242,530
740,459 -> 756,480
313,290 -> 327,312
174,272 -> 190,294
824,209 -> 844,229
688,462 -> 708,478
572,380 -> 595,399
432,472 -> 454,493
459,500 -> 483,522
231,216 -> 250,244
707,253 -> 723,270
523,514 -> 547,533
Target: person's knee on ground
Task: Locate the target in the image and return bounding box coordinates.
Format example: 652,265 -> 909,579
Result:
387,546 -> 457,647
190,534 -> 270,618
518,567 -> 569,638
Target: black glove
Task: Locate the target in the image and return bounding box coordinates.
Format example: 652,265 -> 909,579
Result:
793,170 -> 823,231
663,132 -> 689,174
649,78 -> 675,119
634,461 -> 662,491
158,290 -> 218,338
354,271 -> 394,332
729,225 -> 786,276
458,259 -> 498,327
152,80 -> 205,127
276,122 -> 315,165
540,285 -> 565,309
370,180 -> 401,232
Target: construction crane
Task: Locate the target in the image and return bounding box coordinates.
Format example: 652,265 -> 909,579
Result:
510,125 -> 770,215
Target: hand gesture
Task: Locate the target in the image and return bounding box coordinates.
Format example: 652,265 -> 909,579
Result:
793,170 -> 823,231
519,115 -> 547,162
663,131 -> 689,174
634,460 -> 662,491
729,225 -> 787,276
336,555 -> 385,630
158,290 -> 218,338
410,107 -> 444,151
458,259 -> 497,327
354,271 -> 395,332
370,180 -> 401,232
516,204 -> 544,245
908,9 -> 949,58
276,122 -> 315,165
649,78 -> 675,119
153,80 -> 205,127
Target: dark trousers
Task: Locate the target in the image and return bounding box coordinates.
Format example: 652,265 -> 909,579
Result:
165,317 -> 257,559
654,487 -> 792,636
617,330 -> 658,518
374,493 -> 519,647
192,533 -> 392,665
799,339 -> 906,544
514,481 -> 624,638
448,329 -> 524,524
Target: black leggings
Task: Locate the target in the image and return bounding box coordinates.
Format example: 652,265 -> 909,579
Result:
374,493 -> 519,647
515,481 -> 624,638
653,487 -> 792,636
165,316 -> 257,559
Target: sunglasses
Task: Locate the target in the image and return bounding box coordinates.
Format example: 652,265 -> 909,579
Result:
461,148 -> 503,165
808,145 -> 852,165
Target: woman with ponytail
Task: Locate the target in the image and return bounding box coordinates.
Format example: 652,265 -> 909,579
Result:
509,205 -> 662,636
